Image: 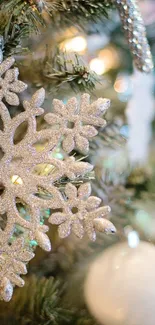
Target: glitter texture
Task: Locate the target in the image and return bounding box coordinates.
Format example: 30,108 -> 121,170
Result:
49,183 -> 116,241
0,57 -> 115,301
114,0 -> 153,72
0,57 -> 27,104
45,96 -> 110,154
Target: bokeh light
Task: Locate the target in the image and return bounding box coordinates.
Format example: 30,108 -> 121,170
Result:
89,58 -> 106,75
60,36 -> 87,53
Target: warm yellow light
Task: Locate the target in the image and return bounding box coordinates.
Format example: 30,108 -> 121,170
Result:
99,46 -> 120,70
89,58 -> 106,75
114,78 -> 128,93
64,27 -> 78,38
11,175 -> 23,185
60,36 -> 87,53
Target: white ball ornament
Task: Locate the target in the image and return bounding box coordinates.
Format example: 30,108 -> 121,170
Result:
84,241 -> 155,325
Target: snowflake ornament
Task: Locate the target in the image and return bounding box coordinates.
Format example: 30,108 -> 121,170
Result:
0,57 -> 27,105
45,95 -> 110,154
0,57 -> 116,301
49,183 -> 115,241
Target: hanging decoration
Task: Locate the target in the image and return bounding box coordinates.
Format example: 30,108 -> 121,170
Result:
0,56 -> 116,302
27,0 -> 153,73
84,241 -> 155,325
114,0 -> 153,72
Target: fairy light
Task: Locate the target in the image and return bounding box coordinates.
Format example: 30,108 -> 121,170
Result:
114,77 -> 129,93
60,36 -> 87,53
99,47 -> 120,70
89,46 -> 120,77
89,58 -> 106,75
124,226 -> 139,248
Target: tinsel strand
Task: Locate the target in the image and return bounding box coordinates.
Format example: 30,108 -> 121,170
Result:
114,0 -> 153,72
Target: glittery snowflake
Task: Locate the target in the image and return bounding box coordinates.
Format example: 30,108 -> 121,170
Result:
0,57 -> 116,301
45,94 -> 110,154
49,183 -> 115,241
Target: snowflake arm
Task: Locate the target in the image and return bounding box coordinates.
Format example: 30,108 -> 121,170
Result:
0,57 -> 115,301
49,183 -> 116,241
0,238 -> 34,302
45,94 -> 110,154
0,57 -> 27,105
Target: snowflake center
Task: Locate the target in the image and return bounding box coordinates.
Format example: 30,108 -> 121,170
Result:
71,207 -> 78,214
67,121 -> 75,129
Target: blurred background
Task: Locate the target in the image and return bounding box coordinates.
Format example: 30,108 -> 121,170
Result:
0,0 -> 155,324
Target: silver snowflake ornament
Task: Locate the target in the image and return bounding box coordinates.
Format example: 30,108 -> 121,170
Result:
0,238 -> 34,302
0,57 -> 27,105
49,183 -> 116,241
45,95 -> 110,154
0,56 -> 115,301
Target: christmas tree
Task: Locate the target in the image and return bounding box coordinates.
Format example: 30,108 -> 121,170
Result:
0,1 -> 155,324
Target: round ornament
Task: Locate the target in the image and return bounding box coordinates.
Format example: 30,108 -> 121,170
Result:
84,241 -> 155,325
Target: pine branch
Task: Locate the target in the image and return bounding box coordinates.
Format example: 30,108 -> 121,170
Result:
0,0 -> 113,56
90,119 -> 126,151
0,0 -> 45,56
0,276 -> 72,324
19,51 -> 100,92
27,0 -> 112,22
0,275 -> 98,325
44,53 -> 100,92
88,120 -> 136,229
45,0 -> 111,23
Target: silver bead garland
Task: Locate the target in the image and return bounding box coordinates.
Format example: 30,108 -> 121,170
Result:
114,0 -> 153,72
